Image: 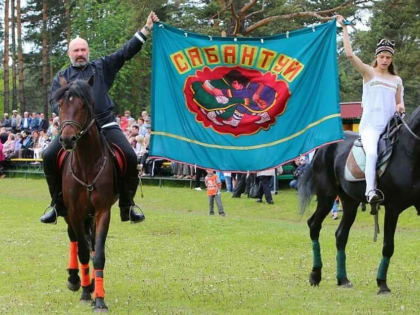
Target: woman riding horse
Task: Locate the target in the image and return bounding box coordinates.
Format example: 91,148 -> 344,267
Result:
299,17 -> 418,295
338,15 -> 405,204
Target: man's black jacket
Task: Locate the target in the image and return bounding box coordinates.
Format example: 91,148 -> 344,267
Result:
50,32 -> 147,126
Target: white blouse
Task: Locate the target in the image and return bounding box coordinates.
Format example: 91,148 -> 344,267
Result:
359,74 -> 403,133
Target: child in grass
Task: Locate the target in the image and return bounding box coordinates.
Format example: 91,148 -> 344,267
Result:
205,169 -> 226,216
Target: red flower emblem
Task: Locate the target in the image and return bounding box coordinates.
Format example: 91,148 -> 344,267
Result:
184,66 -> 290,136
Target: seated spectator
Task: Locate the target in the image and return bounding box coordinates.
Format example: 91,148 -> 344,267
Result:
128,125 -> 139,147
21,111 -> 31,132
135,135 -> 147,163
141,110 -> 149,121
0,141 -> 6,178
0,127 -> 9,144
1,113 -> 11,130
48,117 -> 60,140
13,133 -> 23,157
32,130 -> 43,160
137,117 -> 145,136
10,110 -> 22,133
38,113 -> 49,132
137,133 -> 151,176
19,130 -> 34,158
2,133 -> 16,159
29,112 -> 40,131
120,115 -> 128,132
38,131 -> 51,156
289,156 -> 308,189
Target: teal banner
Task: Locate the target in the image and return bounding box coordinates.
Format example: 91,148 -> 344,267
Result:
150,21 -> 343,171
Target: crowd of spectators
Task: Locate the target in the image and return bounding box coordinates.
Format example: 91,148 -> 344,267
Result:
2,108 -> 341,217
1,109 -> 320,208
0,110 -> 59,162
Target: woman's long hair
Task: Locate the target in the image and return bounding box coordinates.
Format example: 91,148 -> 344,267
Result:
371,58 -> 397,75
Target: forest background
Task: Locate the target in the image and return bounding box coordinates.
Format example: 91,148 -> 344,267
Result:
0,0 -> 419,119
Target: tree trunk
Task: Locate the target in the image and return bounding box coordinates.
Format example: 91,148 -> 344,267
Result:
11,0 -> 18,111
64,0 -> 71,45
16,0 -> 26,113
3,0 -> 10,115
42,0 -> 49,117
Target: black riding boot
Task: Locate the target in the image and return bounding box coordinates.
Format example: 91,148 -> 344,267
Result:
40,175 -> 67,224
119,176 -> 145,223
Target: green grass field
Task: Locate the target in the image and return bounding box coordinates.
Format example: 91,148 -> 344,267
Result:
0,178 -> 419,314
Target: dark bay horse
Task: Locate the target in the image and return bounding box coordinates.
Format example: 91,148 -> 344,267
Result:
299,107 -> 420,294
55,77 -> 118,311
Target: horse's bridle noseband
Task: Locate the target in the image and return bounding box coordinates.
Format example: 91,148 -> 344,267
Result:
60,118 -> 96,143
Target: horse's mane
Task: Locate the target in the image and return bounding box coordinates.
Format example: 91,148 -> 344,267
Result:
53,79 -> 95,113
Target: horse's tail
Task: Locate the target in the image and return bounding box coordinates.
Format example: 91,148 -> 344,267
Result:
297,163 -> 315,215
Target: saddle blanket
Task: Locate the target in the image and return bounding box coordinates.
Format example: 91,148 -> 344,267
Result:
344,138 -> 392,182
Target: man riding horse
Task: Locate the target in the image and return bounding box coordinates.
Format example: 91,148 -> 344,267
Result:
40,11 -> 160,224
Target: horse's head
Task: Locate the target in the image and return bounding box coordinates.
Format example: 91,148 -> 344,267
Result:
54,77 -> 96,151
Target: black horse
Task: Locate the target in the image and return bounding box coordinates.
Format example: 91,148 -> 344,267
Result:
298,107 -> 420,294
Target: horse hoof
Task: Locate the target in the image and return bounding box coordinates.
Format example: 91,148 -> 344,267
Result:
94,307 -> 109,313
338,281 -> 353,288
80,289 -> 92,302
92,298 -> 108,313
67,280 -> 81,292
377,279 -> 391,295
338,282 -> 353,288
309,269 -> 321,286
337,277 -> 353,288
309,276 -> 321,286
378,287 -> 391,295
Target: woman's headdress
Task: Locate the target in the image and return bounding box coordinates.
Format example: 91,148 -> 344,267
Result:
376,39 -> 395,55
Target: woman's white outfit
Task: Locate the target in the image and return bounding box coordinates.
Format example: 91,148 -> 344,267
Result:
359,73 -> 403,198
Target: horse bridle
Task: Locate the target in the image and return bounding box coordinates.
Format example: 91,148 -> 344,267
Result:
59,94 -> 107,194
59,94 -> 96,143
60,118 -> 96,143
398,112 -> 420,141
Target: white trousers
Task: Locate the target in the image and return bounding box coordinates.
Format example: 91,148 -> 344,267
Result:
360,128 -> 381,196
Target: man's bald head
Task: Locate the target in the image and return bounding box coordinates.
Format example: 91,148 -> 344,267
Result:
68,37 -> 90,68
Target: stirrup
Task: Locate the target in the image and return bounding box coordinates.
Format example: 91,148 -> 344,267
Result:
129,204 -> 145,223
41,205 -> 58,224
366,189 -> 384,204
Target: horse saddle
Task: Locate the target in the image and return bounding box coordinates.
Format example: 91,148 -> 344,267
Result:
57,144 -> 127,176
344,115 -> 402,182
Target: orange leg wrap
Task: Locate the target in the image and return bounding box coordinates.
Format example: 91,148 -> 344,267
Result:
94,271 -> 105,298
68,242 -> 78,270
80,263 -> 91,287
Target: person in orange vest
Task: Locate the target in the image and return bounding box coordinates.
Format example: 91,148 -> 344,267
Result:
205,169 -> 226,216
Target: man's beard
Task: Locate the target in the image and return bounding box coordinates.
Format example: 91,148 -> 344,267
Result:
70,56 -> 89,68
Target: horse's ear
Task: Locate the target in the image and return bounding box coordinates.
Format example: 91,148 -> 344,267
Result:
59,76 -> 67,87
87,75 -> 94,87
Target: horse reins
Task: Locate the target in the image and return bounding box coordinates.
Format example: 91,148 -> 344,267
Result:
59,98 -> 108,196
69,152 -> 108,194
399,113 -> 420,141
